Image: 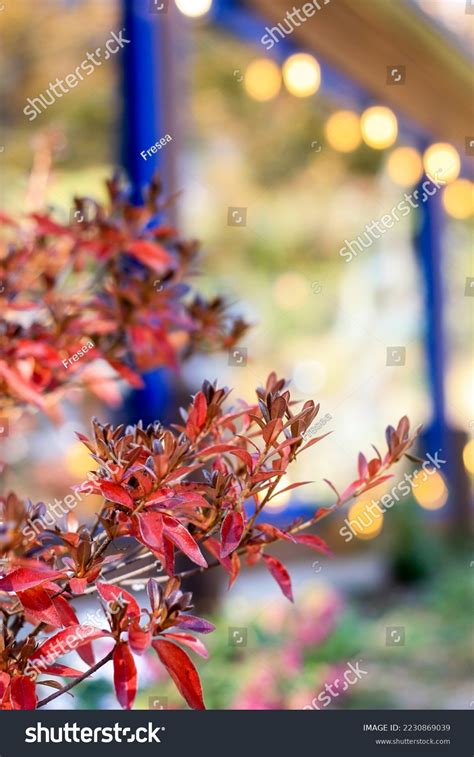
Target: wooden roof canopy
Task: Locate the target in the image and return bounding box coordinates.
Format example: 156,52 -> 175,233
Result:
252,0 -> 473,148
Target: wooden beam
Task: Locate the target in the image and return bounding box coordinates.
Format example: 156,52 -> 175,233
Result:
253,0 -> 473,147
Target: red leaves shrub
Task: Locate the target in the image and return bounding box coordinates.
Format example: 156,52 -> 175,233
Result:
0,177 -> 419,709
0,375 -> 419,709
0,175 -> 247,416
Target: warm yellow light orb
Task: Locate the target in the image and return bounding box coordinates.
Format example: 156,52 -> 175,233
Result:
347,500 -> 384,540
244,58 -> 281,102
360,106 -> 398,150
324,110 -> 362,153
412,470 -> 448,510
65,442 -> 97,478
423,143 -> 460,184
386,146 -> 423,187
442,179 -> 474,219
282,53 -> 321,98
175,0 -> 212,17
463,439 -> 474,475
263,474 -> 293,512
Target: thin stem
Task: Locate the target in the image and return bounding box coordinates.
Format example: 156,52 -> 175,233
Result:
117,559 -> 220,586
82,559 -> 162,594
37,648 -> 114,708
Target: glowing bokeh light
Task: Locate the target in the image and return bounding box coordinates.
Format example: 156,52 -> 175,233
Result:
324,110 -> 362,153
175,0 -> 212,17
360,106 -> 398,150
463,439 -> 474,475
244,58 -> 281,102
412,470 -> 448,510
347,500 -> 384,540
282,53 -> 321,97
442,179 -> 474,219
423,142 -> 460,184
386,146 -> 423,187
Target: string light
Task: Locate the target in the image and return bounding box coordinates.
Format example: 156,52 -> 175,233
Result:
175,0 -> 212,17
282,53 -> 321,97
360,106 -> 398,150
412,471 -> 448,510
244,58 -> 281,102
324,110 -> 361,153
386,146 -> 423,187
423,142 -> 460,184
347,500 -> 384,540
463,439 -> 474,475
442,179 -> 474,219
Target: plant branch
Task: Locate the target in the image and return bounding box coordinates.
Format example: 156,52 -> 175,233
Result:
37,648 -> 114,708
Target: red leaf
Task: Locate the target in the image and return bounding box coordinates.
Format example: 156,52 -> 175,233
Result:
42,664 -> 84,678
262,418 -> 283,446
245,544 -> 263,566
188,391 -> 207,428
51,594 -> 79,626
76,641 -> 96,668
293,533 -> 333,557
11,676 -> 37,710
162,535 -> 175,575
204,538 -> 241,589
257,523 -> 296,543
0,361 -> 47,412
323,478 -> 341,503
0,567 -> 65,593
128,622 -> 151,655
174,614 -> 215,634
220,510 -> 244,558
358,452 -> 368,480
0,673 -> 10,699
203,536 -> 231,571
153,639 -> 205,710
162,516 -> 207,568
97,582 -> 141,619
17,587 -> 63,628
227,551 -> 241,590
113,642 -> 137,710
31,625 -> 109,666
136,511 -> 164,552
0,210 -> 17,226
98,481 -> 135,509
30,213 -> 71,236
161,632 -> 208,659
46,589 -> 97,665
127,240 -> 174,274
198,444 -> 253,470
262,554 -> 294,602
69,577 -> 88,594
108,359 -> 144,389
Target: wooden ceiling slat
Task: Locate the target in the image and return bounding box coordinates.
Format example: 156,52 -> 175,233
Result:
252,0 -> 473,146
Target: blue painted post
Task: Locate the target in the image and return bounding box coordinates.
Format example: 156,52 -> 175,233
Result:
120,0 -> 172,420
413,177 -> 453,513
121,0 -> 166,203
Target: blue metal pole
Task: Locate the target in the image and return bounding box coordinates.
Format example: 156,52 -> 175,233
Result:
121,0 -> 165,203
413,172 -> 454,514
120,0 -> 172,421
